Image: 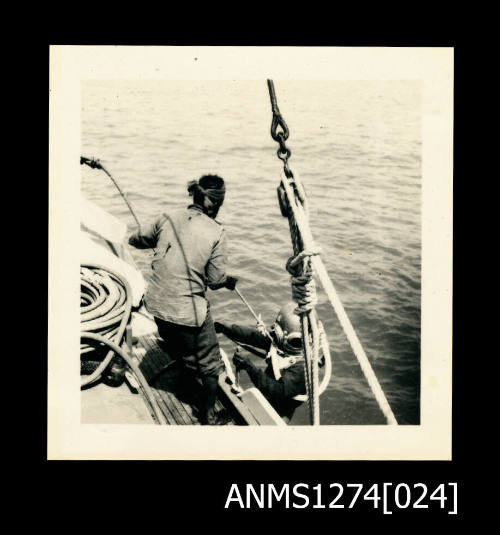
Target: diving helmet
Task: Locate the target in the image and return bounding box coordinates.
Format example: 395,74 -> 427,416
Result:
270,302 -> 303,356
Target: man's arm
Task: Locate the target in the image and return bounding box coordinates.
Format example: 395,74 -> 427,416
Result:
205,230 -> 228,289
128,216 -> 163,249
215,322 -> 270,352
206,230 -> 238,290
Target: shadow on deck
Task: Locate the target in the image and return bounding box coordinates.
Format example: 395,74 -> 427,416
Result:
132,332 -> 233,425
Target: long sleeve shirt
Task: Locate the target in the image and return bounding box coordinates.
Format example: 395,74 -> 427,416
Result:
129,205 -> 229,327
217,322 -> 305,420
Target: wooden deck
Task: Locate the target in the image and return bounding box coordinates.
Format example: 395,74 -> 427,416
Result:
131,331 -> 234,425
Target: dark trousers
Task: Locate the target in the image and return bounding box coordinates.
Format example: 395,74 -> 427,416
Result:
154,311 -> 224,420
154,310 -> 224,380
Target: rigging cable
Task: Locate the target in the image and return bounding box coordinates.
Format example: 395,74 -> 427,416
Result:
267,79 -> 397,425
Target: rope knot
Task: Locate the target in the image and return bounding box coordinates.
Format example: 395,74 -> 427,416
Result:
286,248 -> 321,276
285,249 -> 321,314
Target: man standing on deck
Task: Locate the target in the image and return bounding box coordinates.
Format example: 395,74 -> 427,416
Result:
128,174 -> 238,425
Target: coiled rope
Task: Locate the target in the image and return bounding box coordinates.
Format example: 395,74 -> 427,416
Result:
267,80 -> 398,426
80,265 -> 131,386
80,264 -> 167,424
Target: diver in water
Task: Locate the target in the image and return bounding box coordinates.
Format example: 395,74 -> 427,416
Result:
129,174 -> 238,425
215,301 -> 307,423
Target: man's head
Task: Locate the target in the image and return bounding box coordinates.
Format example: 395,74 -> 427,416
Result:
187,174 -> 226,218
270,301 -> 303,356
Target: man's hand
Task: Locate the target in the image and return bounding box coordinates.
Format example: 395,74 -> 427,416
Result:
224,276 -> 238,291
256,314 -> 267,336
214,321 -> 225,334
233,347 -> 253,370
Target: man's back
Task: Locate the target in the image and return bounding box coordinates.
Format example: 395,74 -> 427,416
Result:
131,205 -> 227,327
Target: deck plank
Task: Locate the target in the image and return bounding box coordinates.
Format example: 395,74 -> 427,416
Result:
133,333 -> 200,425
132,344 -> 185,425
151,391 -> 180,426
130,346 -> 179,425
131,329 -> 237,426
139,334 -> 200,425
158,388 -> 197,425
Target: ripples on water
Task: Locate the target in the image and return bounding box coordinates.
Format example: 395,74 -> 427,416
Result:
81,80 -> 421,425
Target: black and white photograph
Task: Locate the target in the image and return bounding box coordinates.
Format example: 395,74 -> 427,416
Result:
48,46 -> 453,459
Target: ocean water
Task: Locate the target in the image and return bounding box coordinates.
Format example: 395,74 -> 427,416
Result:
81,80 -> 421,425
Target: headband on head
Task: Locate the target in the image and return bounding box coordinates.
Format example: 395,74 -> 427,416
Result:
187,179 -> 226,203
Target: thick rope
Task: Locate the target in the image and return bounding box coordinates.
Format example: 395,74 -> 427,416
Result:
266,81 -> 394,425
81,331 -> 167,425
279,167 -> 398,426
310,308 -> 321,423
80,265 -> 168,424
286,251 -> 320,314
80,265 -> 132,387
300,315 -> 314,423
279,178 -> 322,425
293,320 -> 332,403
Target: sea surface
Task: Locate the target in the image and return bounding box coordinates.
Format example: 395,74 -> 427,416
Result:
81,80 -> 421,425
